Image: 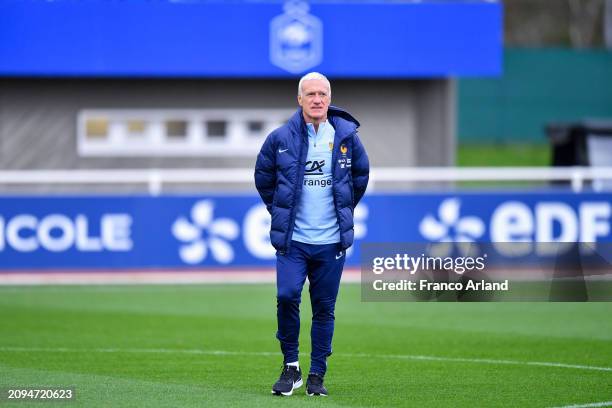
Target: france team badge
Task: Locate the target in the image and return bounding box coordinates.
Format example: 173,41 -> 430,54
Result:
270,1 -> 323,74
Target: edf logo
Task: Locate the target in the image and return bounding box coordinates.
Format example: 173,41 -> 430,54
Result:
420,197 -> 611,256
270,1 -> 323,74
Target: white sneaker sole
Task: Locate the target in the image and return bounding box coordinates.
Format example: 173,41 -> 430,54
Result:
271,378 -> 303,396
307,392 -> 328,397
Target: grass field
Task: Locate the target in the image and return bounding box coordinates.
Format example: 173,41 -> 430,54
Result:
457,144 -> 551,167
456,143 -> 553,189
0,284 -> 611,407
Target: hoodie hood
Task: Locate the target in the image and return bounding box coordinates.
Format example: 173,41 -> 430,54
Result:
328,105 -> 360,129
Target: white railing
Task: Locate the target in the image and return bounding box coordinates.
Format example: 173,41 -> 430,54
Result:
0,167 -> 612,195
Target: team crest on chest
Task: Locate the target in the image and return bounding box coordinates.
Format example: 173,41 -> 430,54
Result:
337,144 -> 351,169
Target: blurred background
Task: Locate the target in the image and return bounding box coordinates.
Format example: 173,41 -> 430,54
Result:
0,0 -> 611,276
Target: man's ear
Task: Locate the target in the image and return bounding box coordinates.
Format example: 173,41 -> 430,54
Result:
297,94 -> 303,107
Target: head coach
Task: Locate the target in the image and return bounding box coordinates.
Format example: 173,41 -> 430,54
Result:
254,72 -> 370,397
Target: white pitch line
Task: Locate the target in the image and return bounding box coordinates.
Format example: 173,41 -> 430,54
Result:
1,346 -> 611,373
550,402 -> 612,408
345,352 -> 612,372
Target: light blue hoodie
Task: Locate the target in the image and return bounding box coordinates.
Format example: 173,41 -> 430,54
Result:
292,121 -> 340,244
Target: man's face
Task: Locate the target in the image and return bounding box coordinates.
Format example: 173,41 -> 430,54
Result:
298,79 -> 331,123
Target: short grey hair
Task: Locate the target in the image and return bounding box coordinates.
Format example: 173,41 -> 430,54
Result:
297,72 -> 331,97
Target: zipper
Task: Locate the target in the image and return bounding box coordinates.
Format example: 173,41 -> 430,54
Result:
285,129 -> 308,251
331,130 -> 355,249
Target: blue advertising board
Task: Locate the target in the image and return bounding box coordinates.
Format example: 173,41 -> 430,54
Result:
0,0 -> 502,77
0,191 -> 611,270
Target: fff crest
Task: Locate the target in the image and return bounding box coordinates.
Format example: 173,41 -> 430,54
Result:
269,1 -> 323,74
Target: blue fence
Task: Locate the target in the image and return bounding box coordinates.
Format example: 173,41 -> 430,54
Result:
1,191 -> 610,270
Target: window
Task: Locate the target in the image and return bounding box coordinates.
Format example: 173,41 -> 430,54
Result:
85,118 -> 108,140
78,109 -> 293,157
126,120 -> 146,139
166,120 -> 187,140
206,120 -> 227,139
247,120 -> 264,136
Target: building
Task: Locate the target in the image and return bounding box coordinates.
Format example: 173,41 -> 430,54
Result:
0,0 -> 501,193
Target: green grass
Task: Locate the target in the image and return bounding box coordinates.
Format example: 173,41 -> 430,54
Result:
0,284 -> 611,407
455,144 -> 553,189
457,144 -> 551,167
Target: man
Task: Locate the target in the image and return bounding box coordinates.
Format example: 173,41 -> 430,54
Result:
254,72 -> 369,397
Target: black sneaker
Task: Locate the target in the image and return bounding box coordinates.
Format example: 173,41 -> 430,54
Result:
306,373 -> 328,396
271,365 -> 303,396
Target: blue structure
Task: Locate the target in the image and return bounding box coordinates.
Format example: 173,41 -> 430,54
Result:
0,0 -> 502,78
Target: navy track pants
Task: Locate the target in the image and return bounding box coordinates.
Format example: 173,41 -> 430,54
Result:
275,240 -> 345,376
